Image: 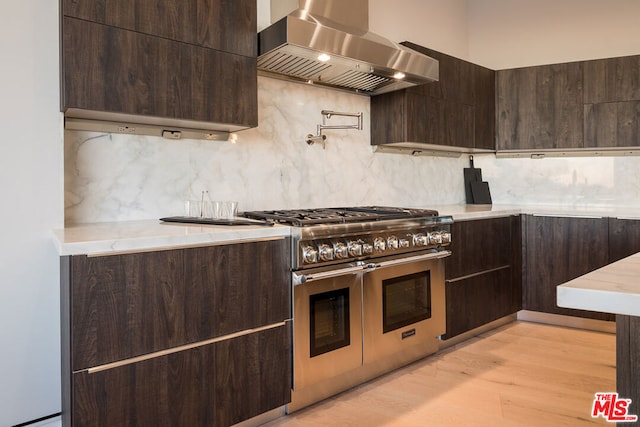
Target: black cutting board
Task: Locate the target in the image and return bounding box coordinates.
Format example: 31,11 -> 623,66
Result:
470,181 -> 492,204
464,155 -> 483,203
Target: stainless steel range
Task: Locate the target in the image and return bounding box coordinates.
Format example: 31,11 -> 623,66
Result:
243,206 -> 453,412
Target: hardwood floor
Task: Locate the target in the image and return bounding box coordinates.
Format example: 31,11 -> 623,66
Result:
264,321 -> 616,427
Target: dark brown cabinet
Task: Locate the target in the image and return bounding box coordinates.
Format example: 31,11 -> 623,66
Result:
371,43 -> 495,151
60,0 -> 258,131
523,215 -> 613,321
496,62 -> 584,150
583,55 -> 640,148
497,54 -> 640,152
71,324 -> 291,426
443,216 -> 522,339
60,239 -> 292,426
609,218 -> 640,263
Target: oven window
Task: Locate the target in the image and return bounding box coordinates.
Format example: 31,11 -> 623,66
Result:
383,271 -> 431,333
310,288 -> 350,357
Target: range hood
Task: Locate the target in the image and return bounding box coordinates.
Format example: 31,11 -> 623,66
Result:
257,0 -> 439,95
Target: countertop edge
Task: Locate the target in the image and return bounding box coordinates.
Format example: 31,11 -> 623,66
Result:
557,253 -> 640,317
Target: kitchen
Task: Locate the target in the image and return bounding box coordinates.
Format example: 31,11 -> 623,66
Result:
2,0 -> 640,426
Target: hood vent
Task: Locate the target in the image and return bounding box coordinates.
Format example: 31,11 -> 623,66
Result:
258,0 -> 439,95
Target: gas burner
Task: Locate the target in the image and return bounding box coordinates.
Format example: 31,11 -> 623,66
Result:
243,206 -> 439,227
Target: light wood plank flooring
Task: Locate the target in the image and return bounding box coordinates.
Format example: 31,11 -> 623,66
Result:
264,321 -> 616,427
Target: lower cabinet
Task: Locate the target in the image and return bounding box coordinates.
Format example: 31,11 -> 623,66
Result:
523,215 -> 613,321
71,323 -> 291,426
61,238 -> 292,426
443,216 -> 522,340
445,267 -> 515,338
609,217 -> 640,263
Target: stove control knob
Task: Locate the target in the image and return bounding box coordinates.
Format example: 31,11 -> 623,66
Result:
440,231 -> 451,244
318,243 -> 335,261
334,242 -> 349,259
373,237 -> 386,252
302,246 -> 318,264
399,238 -> 410,249
428,232 -> 443,245
413,233 -> 428,247
362,242 -> 374,255
348,240 -> 363,257
387,235 -> 399,250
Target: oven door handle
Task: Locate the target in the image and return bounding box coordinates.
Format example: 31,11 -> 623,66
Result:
292,265 -> 366,285
365,250 -> 452,270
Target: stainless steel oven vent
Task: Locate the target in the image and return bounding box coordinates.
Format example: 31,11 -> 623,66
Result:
258,0 -> 438,95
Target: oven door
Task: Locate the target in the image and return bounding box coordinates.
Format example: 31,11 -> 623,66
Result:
362,251 -> 448,368
292,270 -> 363,392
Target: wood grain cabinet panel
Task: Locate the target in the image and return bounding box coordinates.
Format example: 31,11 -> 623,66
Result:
69,239 -> 290,371
60,0 -> 258,130
443,216 -> 522,340
609,218 -> 640,263
584,101 -> 640,148
71,324 -> 291,427
523,215 -> 613,320
62,239 -> 292,426
496,62 -> 584,150
583,55 -> 640,104
62,0 -> 256,57
444,267 -> 513,339
445,217 -> 513,279
61,17 -> 257,128
371,42 -> 495,150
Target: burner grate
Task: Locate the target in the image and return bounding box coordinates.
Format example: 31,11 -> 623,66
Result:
242,206 -> 439,227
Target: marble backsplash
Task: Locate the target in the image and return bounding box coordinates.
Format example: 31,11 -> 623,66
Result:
64,77 -> 640,224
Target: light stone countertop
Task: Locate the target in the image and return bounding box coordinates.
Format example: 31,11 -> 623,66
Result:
53,220 -> 291,256
53,204 -> 640,256
557,253 -> 640,317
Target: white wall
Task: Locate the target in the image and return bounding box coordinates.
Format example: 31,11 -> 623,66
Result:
370,0 -> 469,59
0,1 -> 63,425
468,0 -> 640,69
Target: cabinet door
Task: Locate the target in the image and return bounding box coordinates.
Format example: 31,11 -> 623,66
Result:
71,324 -> 291,426
584,101 -> 640,148
62,0 -> 256,57
609,218 -> 640,263
446,217 -> 513,279
70,239 -> 290,371
443,216 -> 521,339
523,215 -> 612,320
583,55 -> 640,104
444,267 -> 513,339
371,42 -> 494,150
61,17 -> 258,128
474,65 -> 497,150
497,62 -> 583,150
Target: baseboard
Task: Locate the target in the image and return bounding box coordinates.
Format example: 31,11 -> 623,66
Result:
231,407 -> 286,427
517,310 -> 616,334
439,314 -> 518,349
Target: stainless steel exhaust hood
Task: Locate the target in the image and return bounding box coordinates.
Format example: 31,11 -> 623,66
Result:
258,0 -> 439,95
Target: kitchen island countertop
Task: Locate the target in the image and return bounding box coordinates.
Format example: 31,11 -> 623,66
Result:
557,252 -> 640,317
53,219 -> 291,256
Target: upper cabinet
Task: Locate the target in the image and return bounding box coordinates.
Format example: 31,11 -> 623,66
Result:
60,0 -> 258,137
497,54 -> 640,153
583,55 -> 640,148
371,42 -> 495,153
496,62 -> 584,151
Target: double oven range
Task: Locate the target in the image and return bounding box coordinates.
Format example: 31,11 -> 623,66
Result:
244,206 -> 453,412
